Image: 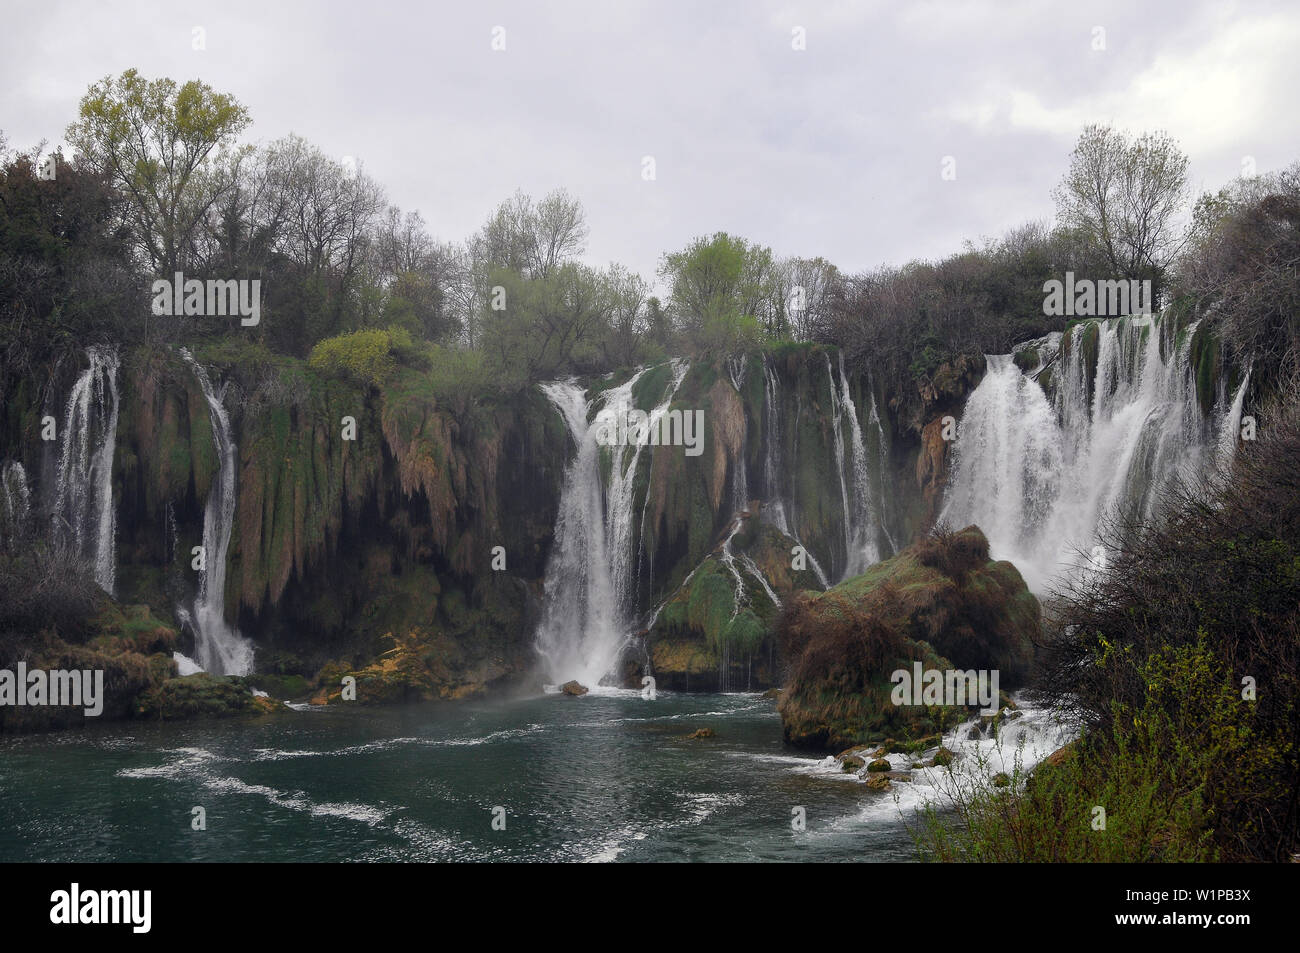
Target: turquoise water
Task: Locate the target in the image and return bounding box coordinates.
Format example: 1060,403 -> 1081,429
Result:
0,690 -> 920,862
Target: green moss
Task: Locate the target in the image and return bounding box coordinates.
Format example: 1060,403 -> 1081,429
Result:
1013,348 -> 1039,372
135,673 -> 257,720
630,362 -> 674,411
1190,321 -> 1221,416
778,526 -> 1040,751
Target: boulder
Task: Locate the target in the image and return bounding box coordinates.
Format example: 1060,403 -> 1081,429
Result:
686,727 -> 715,739
777,525 -> 1040,752
561,680 -> 588,696
867,758 -> 891,773
929,746 -> 955,768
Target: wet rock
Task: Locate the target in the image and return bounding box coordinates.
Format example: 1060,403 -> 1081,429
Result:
841,755 -> 866,773
686,727 -> 715,739
929,746 -> 955,768
867,758 -> 891,773
1043,743 -> 1075,768
864,774 -> 892,792
561,680 -> 588,696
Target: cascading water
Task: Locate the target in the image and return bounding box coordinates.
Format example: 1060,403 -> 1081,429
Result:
1218,366 -> 1252,467
760,356 -> 830,587
941,315 -> 1245,593
52,345 -> 120,594
826,351 -> 892,579
536,363 -> 688,686
725,355 -> 750,514
180,348 -> 254,676
1,461 -> 31,547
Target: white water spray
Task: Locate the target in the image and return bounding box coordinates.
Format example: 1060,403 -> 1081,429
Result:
536,363 -> 687,685
941,317 -> 1243,592
826,351 -> 891,579
52,345 -> 120,594
1,460 -> 31,546
180,349 -> 254,676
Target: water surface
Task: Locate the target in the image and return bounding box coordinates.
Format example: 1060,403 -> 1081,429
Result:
0,690 -> 929,862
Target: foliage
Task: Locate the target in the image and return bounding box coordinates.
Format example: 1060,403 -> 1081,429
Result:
909,643 -> 1227,862
66,68 -> 251,275
1029,407 -> 1300,861
1174,162 -> 1300,390
1053,123 -> 1191,299
307,326 -> 414,388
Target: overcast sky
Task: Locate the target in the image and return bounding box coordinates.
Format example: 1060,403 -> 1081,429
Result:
3,0 -> 1298,287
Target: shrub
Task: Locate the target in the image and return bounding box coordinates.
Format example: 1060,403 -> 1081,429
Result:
964,406 -> 1300,861
307,327 -> 399,387
909,640 -> 1243,862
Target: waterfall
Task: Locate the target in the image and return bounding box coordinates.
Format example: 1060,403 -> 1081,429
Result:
725,355 -> 750,514
941,316 -> 1242,593
1,461 -> 31,548
536,362 -> 687,686
1218,366 -> 1251,467
827,351 -> 890,579
760,356 -> 830,587
180,348 -> 254,676
52,345 -> 120,594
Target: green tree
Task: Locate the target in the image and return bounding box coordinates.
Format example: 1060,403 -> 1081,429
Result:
66,69 -> 251,276
658,232 -> 777,352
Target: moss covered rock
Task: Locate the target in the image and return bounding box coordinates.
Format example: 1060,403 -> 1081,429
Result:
135,673 -> 257,720
776,525 -> 1039,751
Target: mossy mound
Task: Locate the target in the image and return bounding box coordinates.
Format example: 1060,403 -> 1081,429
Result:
1012,348 -> 1040,373
313,626 -> 516,705
0,600 -> 181,731
776,525 -> 1039,751
135,673 -> 263,720
641,516 -> 808,691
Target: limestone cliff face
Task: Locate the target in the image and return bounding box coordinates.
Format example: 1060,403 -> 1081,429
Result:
915,417 -> 950,528
107,346 -> 567,694
64,341 -> 991,701
890,353 -> 986,535
704,377 -> 746,513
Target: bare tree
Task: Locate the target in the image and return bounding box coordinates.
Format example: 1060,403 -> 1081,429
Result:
529,188 -> 589,278
1053,124 -> 1190,295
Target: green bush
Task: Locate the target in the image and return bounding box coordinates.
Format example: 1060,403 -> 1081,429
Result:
909,640 -> 1243,862
307,327 -> 401,387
